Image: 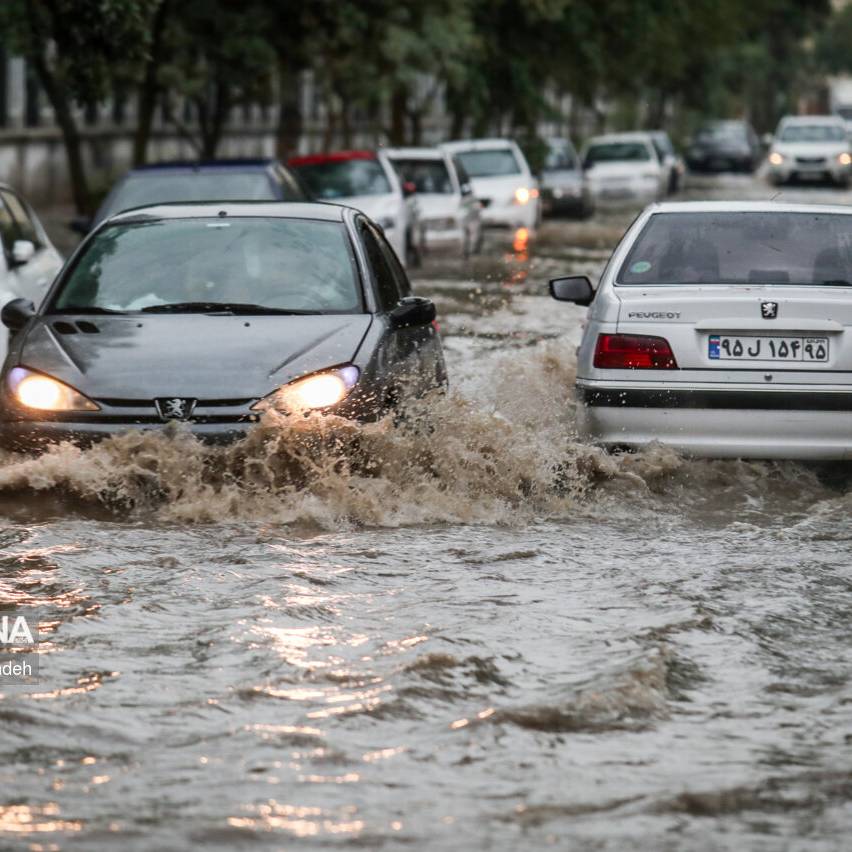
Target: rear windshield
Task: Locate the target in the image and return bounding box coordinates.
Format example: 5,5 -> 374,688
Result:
455,149 -> 521,177
96,172 -> 289,222
391,158 -> 454,193
619,212 -> 852,286
54,217 -> 362,313
696,123 -> 747,142
585,143 -> 651,165
778,124 -> 846,142
292,159 -> 391,199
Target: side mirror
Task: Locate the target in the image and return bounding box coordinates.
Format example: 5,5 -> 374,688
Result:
68,216 -> 92,236
549,275 -> 594,306
9,240 -> 35,267
460,182 -> 473,196
1,298 -> 36,331
389,296 -> 436,329
402,181 -> 417,198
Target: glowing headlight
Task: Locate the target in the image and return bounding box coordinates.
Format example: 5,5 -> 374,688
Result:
7,367 -> 99,412
838,152 -> 852,166
252,366 -> 360,414
768,151 -> 784,166
513,187 -> 531,205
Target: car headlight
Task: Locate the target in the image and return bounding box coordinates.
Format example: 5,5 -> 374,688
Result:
377,216 -> 396,230
252,365 -> 360,414
768,151 -> 785,166
513,187 -> 531,205
838,152 -> 852,166
7,367 -> 99,412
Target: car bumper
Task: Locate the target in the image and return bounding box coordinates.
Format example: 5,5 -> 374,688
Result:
770,162 -> 850,183
479,201 -> 538,230
0,420 -> 255,451
577,383 -> 852,460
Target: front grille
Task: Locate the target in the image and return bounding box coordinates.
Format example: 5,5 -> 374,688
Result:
795,157 -> 825,165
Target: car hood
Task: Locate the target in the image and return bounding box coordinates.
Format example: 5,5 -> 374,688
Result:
18,314 -> 373,400
774,141 -> 849,157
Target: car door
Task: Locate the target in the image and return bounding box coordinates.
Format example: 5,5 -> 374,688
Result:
0,189 -> 62,305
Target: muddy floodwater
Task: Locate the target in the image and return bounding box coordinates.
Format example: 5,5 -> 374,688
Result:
1,176 -> 851,851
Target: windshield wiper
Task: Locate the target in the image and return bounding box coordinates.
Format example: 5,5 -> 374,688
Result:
53,305 -> 127,314
140,302 -> 319,315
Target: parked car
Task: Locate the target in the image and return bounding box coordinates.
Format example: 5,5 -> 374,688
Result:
549,200 -> 852,460
685,120 -> 760,172
0,183 -> 64,364
767,115 -> 852,186
440,138 -> 541,234
582,133 -> 667,204
384,146 -> 482,257
289,150 -> 422,267
649,131 -> 685,194
0,201 -> 446,451
539,137 -> 593,218
77,159 -> 309,233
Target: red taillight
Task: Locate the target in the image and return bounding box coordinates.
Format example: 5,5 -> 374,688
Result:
593,334 -> 678,369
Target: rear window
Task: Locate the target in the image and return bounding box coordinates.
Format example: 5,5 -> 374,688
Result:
390,158 -> 453,193
455,148 -> 521,177
97,172 -> 286,222
619,212 -> 852,287
778,124 -> 846,143
291,159 -> 391,199
585,143 -> 651,165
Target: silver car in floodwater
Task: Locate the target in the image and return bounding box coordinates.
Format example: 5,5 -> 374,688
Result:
550,201 -> 852,460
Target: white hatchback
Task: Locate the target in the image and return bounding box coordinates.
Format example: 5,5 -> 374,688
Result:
551,201 -> 852,460
582,133 -> 667,204
440,139 -> 540,233
0,184 -> 63,362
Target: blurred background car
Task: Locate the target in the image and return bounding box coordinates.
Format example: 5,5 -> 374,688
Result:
289,150 -> 422,266
538,137 -> 593,218
582,132 -> 667,204
441,138 -> 540,234
685,120 -> 761,172
0,183 -> 63,364
767,115 -> 852,186
78,159 -> 308,235
649,131 -> 685,194
385,146 -> 482,257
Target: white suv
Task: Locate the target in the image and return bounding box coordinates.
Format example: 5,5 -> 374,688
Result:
767,116 -> 852,186
440,139 -> 540,234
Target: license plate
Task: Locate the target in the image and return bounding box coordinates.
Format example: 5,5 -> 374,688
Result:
708,334 -> 829,362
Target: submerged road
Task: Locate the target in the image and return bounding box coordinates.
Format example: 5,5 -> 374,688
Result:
0,173 -> 850,850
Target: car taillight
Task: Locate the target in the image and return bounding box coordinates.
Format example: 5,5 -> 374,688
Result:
593,334 -> 678,369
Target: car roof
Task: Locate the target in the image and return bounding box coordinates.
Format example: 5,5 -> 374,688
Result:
586,132 -> 655,145
442,138 -> 518,152
648,200 -> 852,215
106,201 -> 348,224
127,159 -> 278,174
778,114 -> 844,126
288,150 -> 377,166
383,147 -> 446,160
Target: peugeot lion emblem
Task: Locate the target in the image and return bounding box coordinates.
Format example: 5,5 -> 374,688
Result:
156,398 -> 196,422
761,301 -> 779,320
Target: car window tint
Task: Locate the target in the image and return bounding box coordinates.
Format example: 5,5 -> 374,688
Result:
359,220 -> 400,310
455,148 -> 521,177
54,217 -> 362,313
0,197 -> 20,252
619,212 -> 852,287
585,143 -> 651,165
371,223 -> 412,298
1,191 -> 40,246
391,158 -> 453,194
292,159 -> 391,199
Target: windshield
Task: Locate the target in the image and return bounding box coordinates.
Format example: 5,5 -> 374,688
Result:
96,172 -> 288,222
391,158 -> 453,193
778,124 -> 846,142
543,144 -> 578,171
619,212 -> 852,286
292,159 -> 391,199
54,217 -> 362,313
455,149 -> 521,177
585,143 -> 651,165
695,123 -> 747,142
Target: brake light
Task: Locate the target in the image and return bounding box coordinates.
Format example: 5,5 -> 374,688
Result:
593,334 -> 678,369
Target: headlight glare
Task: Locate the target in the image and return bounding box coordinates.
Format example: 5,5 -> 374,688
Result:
253,366 -> 359,414
768,151 -> 784,166
838,152 -> 852,166
8,367 -> 99,411
513,187 -> 531,205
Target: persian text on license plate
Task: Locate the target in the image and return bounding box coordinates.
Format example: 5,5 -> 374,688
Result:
708,335 -> 829,362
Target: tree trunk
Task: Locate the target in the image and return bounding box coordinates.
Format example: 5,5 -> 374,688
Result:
275,58 -> 303,160
390,85 -> 407,145
30,49 -> 89,213
133,0 -> 170,166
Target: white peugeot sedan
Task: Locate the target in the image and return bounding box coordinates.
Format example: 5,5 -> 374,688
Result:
582,132 -> 667,204
551,201 -> 852,460
767,115 -> 852,186
440,138 -> 540,234
384,146 -> 482,257
0,183 -> 63,362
